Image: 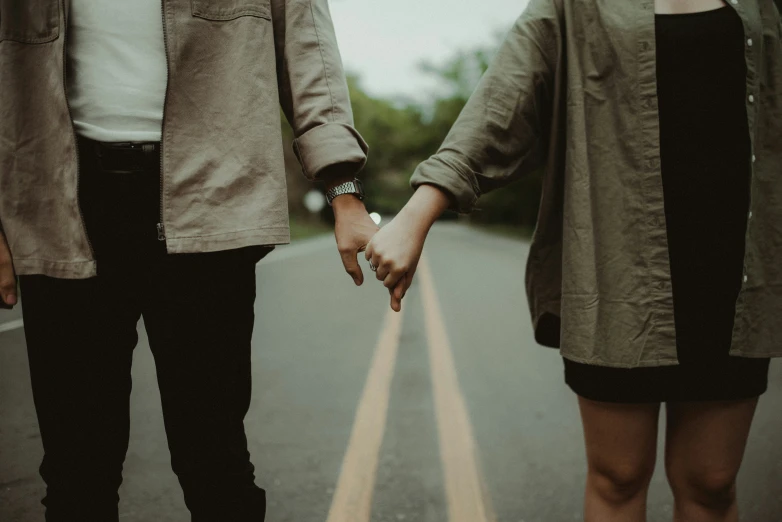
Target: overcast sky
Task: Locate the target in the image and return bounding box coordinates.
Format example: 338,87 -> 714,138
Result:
328,0 -> 531,101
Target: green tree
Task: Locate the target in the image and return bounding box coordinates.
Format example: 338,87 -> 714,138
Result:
283,29 -> 544,238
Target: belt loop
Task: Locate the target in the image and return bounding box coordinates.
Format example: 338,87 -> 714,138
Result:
142,143 -> 155,158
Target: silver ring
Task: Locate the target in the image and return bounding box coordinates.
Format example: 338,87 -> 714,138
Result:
369,262 -> 377,272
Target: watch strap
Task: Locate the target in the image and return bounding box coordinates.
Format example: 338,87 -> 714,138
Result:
326,179 -> 364,205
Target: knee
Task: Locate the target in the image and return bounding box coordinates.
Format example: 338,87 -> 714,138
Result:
588,462 -> 654,505
669,469 -> 737,511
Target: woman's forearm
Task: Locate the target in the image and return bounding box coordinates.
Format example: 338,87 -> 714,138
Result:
399,184 -> 453,233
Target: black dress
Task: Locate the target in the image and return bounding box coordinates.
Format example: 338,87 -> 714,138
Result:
564,6 -> 771,403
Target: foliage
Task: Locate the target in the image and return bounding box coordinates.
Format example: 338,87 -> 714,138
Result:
284,32 -> 543,234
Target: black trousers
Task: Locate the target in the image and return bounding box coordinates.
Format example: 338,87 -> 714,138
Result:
19,136 -> 270,521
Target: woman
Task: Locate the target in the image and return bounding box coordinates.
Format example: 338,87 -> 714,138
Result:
366,0 -> 782,520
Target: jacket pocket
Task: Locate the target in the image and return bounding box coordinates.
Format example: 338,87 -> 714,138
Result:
0,0 -> 60,44
191,0 -> 271,21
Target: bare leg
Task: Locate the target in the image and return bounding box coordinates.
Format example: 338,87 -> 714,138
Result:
578,397 -> 661,522
665,398 -> 759,522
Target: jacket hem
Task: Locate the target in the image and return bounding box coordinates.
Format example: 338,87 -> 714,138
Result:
14,259 -> 97,279
165,227 -> 291,254
728,349 -> 782,359
560,351 -> 681,369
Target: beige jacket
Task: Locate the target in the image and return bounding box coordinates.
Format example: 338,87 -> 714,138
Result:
411,0 -> 782,367
0,0 -> 367,279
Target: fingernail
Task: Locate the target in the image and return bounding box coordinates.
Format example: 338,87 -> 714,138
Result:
7,295 -> 17,305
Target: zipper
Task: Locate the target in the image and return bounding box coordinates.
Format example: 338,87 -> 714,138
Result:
62,0 -> 96,261
158,0 -> 171,242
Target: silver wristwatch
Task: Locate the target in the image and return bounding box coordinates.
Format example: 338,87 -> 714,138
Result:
326,179 -> 365,206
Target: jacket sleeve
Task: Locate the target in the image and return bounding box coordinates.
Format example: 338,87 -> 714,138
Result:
271,0 -> 368,180
409,0 -> 562,213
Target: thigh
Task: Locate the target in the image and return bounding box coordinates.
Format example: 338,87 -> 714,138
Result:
142,247 -> 267,463
664,399 -> 758,481
579,397 -> 662,476
20,273 -> 141,461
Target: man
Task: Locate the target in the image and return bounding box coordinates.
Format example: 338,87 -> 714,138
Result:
0,0 -> 377,520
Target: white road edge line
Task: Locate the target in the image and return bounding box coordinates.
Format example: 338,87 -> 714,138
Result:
419,254 -> 495,522
0,319 -> 24,334
325,304 -> 404,522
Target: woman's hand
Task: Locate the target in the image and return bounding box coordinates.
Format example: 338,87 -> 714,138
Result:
0,231 -> 18,308
364,212 -> 425,312
365,185 -> 451,312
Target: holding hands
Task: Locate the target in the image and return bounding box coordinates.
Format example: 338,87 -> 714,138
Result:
326,167 -> 451,312
364,185 -> 451,312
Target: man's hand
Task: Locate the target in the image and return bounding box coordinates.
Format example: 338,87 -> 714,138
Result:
333,195 -> 379,286
0,231 -> 18,308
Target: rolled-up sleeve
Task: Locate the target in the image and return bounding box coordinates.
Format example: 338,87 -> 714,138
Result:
410,0 -> 561,213
271,0 -> 368,180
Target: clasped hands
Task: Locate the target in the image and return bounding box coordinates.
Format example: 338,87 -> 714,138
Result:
332,182 -> 450,313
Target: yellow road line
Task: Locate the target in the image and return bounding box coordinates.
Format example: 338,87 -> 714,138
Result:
325,306 -> 404,522
419,255 -> 494,522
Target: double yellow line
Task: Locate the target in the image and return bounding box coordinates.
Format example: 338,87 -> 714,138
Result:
326,255 -> 494,522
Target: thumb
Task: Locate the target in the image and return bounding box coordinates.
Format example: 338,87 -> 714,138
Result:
340,249 -> 364,286
0,274 -> 17,308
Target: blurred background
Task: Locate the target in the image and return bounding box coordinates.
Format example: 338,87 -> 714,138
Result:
285,0 -> 541,239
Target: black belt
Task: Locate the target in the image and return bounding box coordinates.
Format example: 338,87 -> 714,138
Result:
79,136 -> 161,172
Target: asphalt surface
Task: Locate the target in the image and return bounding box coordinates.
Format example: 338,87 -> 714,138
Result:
1,222 -> 781,522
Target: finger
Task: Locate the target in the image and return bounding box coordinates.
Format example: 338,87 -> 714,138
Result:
364,241 -> 374,262
390,279 -> 405,312
393,279 -> 405,301
383,268 -> 405,290
339,248 -> 363,286
0,239 -> 17,306
375,263 -> 390,282
0,273 -> 17,306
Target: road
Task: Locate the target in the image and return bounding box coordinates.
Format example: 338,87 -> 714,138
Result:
1,223 -> 781,522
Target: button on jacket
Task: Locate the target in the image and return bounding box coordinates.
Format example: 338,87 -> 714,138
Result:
410,0 -> 782,367
0,0 -> 368,279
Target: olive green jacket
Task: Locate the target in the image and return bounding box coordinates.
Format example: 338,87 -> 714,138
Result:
411,0 -> 782,367
0,0 -> 367,278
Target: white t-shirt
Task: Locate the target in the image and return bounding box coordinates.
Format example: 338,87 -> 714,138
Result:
66,0 -> 167,142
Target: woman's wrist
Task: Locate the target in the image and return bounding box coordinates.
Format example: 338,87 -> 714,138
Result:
399,184 -> 452,232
